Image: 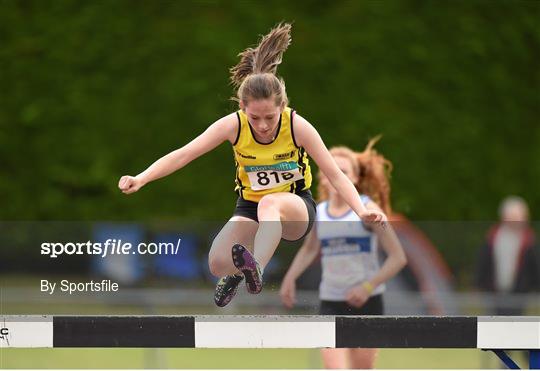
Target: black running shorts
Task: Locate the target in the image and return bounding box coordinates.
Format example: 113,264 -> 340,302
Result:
319,295 -> 384,315
233,189 -> 317,242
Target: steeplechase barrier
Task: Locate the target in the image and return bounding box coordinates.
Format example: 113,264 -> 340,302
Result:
1,315 -> 539,369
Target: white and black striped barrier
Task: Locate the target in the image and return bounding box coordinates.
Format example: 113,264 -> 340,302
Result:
1,316 -> 539,368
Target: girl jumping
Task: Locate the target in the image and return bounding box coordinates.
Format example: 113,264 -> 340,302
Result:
280,139 -> 407,369
118,23 -> 386,307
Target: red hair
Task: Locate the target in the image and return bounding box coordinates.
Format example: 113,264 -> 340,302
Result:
317,136 -> 393,215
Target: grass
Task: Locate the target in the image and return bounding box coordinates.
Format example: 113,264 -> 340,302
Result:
0,347 -> 511,369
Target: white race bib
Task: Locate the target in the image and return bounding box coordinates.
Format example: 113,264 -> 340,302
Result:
245,161 -> 304,191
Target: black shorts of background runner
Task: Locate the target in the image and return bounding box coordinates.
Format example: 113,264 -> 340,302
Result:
233,189 -> 317,242
319,294 -> 384,315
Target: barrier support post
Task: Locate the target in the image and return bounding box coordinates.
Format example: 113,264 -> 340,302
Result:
491,350 -> 520,369
530,350 -> 540,369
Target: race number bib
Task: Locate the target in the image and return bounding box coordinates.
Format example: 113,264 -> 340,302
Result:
245,161 -> 304,191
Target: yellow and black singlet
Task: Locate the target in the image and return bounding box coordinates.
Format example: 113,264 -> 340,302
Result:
232,107 -> 312,203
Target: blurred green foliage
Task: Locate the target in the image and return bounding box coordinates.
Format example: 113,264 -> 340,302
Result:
1,0 -> 539,223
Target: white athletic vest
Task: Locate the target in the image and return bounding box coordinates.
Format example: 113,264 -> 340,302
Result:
316,196 -> 385,301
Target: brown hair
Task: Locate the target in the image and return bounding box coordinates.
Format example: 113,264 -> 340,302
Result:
230,23 -> 291,107
318,136 -> 394,215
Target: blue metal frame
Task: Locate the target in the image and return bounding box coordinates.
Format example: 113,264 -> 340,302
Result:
530,350 -> 540,369
490,350 -> 540,370
491,350 -> 520,369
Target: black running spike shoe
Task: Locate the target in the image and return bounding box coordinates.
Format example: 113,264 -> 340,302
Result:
231,243 -> 263,294
214,274 -> 244,307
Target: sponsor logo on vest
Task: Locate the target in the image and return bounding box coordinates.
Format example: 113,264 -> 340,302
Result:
245,161 -> 299,172
273,150 -> 295,160
236,151 -> 256,160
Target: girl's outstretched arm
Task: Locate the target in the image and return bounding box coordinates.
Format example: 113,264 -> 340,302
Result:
293,114 -> 386,223
345,200 -> 407,307
366,201 -> 407,289
119,113 -> 238,194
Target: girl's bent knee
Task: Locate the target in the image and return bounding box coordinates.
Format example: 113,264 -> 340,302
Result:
258,194 -> 280,210
257,194 -> 283,220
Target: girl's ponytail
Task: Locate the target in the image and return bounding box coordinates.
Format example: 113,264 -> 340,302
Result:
230,23 -> 292,106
